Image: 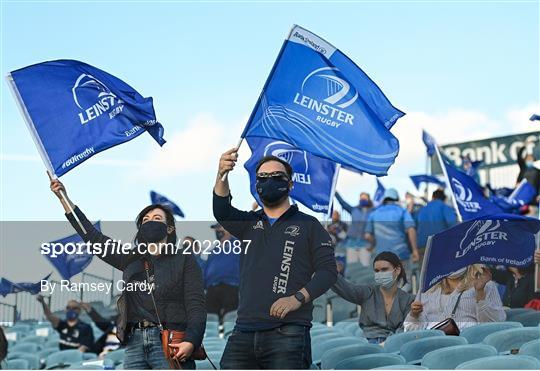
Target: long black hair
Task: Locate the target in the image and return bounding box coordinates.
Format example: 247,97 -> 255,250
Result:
134,204 -> 177,245
373,251 -> 407,285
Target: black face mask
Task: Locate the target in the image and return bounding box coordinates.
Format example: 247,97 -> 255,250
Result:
139,221 -> 168,243
256,178 -> 290,206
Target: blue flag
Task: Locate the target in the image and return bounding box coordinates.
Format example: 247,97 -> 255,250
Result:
422,130 -> 436,157
373,178 -> 386,207
0,273 -> 51,297
44,223 -> 100,280
440,155 -> 503,220
530,114 -> 540,121
150,191 -> 185,218
421,214 -> 540,292
7,60 -> 166,177
241,25 -> 404,176
410,174 -> 445,190
490,180 -> 536,213
244,137 -> 338,214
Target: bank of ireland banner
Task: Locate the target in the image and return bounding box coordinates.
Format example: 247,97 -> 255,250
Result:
242,25 -> 404,176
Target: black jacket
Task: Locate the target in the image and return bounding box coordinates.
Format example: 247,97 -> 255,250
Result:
66,207 -> 206,347
490,268 -> 535,308
213,192 -> 337,330
517,146 -> 540,200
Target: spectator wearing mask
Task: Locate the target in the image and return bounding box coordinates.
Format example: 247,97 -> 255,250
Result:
334,192 -> 373,266
80,302 -> 121,358
405,265 -> 506,331
517,145 -> 540,202
332,252 -> 414,344
490,260 -> 537,309
37,297 -> 94,352
326,210 -> 348,247
205,224 -> 240,321
365,189 -> 420,277
416,189 -> 457,252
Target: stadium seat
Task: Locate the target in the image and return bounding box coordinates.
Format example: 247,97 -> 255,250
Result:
196,358 -> 220,370
207,313 -> 220,323
420,344 -> 498,369
104,349 -> 125,365
38,346 -> 61,364
335,353 -> 406,369
5,359 -> 30,370
8,353 -> 41,369
399,335 -> 467,364
7,352 -> 27,361
511,311 -> 540,327
320,343 -> 383,369
311,328 -> 337,338
383,329 -> 445,353
455,355 -> 540,369
482,327 -> 540,353
374,366 -> 428,370
312,336 -> 368,365
311,332 -> 343,344
66,362 -> 103,369
205,343 -> 226,353
10,342 -> 41,353
519,339 -> 540,360
9,324 -> 32,333
82,352 -> 98,360
222,310 -> 237,323
460,321 -> 523,343
18,335 -> 47,345
45,349 -> 84,369
505,308 -> 533,320
354,327 -> 364,338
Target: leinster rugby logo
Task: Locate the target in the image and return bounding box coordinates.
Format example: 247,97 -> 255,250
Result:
293,67 -> 358,129
285,225 -> 301,237
452,178 -> 481,213
456,220 -> 507,258
263,141 -> 311,185
72,74 -> 124,125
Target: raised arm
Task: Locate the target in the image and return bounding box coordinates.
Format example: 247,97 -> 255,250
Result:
36,295 -> 60,328
335,192 -> 353,214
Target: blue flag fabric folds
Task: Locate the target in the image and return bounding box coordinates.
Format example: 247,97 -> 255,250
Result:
0,274 -> 51,297
422,130 -> 436,157
490,180 -> 536,213
410,174 -> 445,190
241,25 -> 404,176
373,178 -> 386,207
421,214 -> 540,292
150,191 -> 185,218
44,222 -> 100,280
8,60 -> 165,177
244,137 -> 338,214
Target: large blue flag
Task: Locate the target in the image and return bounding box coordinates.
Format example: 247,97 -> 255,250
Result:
244,137 -> 338,214
410,174 -> 445,190
7,60 -> 166,177
44,222 -> 100,280
373,178 -> 386,207
150,191 -> 185,218
422,130 -> 436,157
0,274 -> 51,297
241,25 -> 404,176
421,214 -> 540,292
490,180 -> 536,213
440,154 -> 502,220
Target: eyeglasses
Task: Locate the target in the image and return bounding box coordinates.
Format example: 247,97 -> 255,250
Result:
256,171 -> 289,182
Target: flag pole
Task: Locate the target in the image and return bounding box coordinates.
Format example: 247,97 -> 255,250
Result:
326,164 -> 341,219
535,232 -> 540,293
220,137 -> 244,182
5,74 -> 87,234
418,235 -> 433,295
434,143 -> 463,223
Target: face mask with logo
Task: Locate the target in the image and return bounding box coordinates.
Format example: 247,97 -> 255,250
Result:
66,309 -> 79,321
374,270 -> 396,289
256,178 -> 290,206
139,221 -> 168,243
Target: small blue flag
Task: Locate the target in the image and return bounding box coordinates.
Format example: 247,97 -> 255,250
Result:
373,178 -> 386,207
244,137 -> 338,214
529,114 -> 540,122
422,130 -> 436,157
490,180 -> 536,213
0,273 -> 51,297
421,214 -> 539,292
150,191 -> 185,218
44,223 -> 100,280
241,25 -> 404,176
7,60 -> 166,177
410,174 -> 445,190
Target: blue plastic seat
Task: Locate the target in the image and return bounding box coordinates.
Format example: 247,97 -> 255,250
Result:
5,359 -> 30,370
335,353 -> 406,369
207,313 -> 220,323
10,343 -> 41,353
66,362 -> 103,370
311,332 -> 343,344
18,335 -> 47,345
456,355 -> 540,369
383,329 -> 445,353
505,308 -> 533,320
460,322 -> 523,343
12,354 -> 40,369
333,321 -> 359,336
45,349 -> 84,368
512,311 -> 540,327
519,339 -> 540,360
374,366 -> 428,370
321,343 -> 383,369
104,349 -> 125,365
421,344 -> 497,369
399,335 -> 468,364
482,327 -> 540,353
312,336 -> 367,365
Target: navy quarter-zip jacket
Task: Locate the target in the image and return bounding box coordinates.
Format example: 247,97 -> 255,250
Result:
213,192 -> 337,330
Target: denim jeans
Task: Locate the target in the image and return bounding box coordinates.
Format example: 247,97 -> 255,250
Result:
124,327 -> 195,370
220,324 -> 311,369
367,337 -> 387,344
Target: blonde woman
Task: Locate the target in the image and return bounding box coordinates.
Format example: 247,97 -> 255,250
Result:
404,265 -> 506,331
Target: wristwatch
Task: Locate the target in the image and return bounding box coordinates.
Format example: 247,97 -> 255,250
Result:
294,291 -> 306,304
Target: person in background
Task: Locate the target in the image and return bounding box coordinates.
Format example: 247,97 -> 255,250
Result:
405,265 -> 506,331
0,327 -> 7,368
205,224 -> 240,322
489,255 -> 538,309
183,236 -> 206,270
326,210 -> 348,247
404,192 -> 423,221
332,252 -> 414,344
334,191 -> 373,266
416,189 -> 457,253
37,297 -> 94,352
365,188 -> 420,282
80,302 -> 121,358
517,144 -> 540,202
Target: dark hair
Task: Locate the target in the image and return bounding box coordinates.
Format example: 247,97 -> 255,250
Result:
432,189 -> 446,201
373,251 -> 407,285
135,204 -> 177,245
255,155 -> 294,180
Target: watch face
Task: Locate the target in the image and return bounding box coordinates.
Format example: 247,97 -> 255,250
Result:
295,292 -> 305,303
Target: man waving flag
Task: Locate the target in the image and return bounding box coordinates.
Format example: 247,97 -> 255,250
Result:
239,25 -> 404,176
